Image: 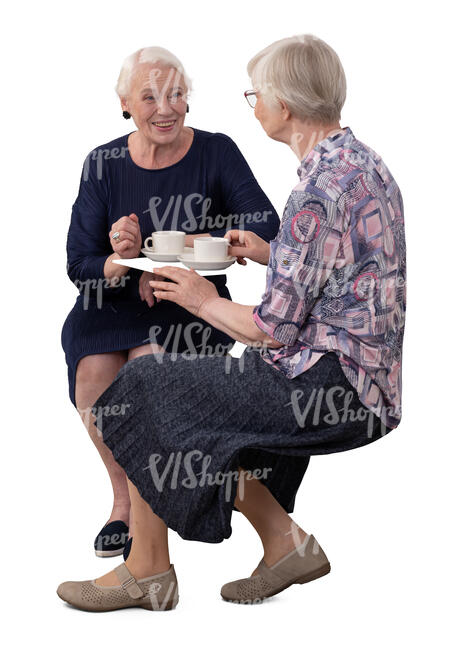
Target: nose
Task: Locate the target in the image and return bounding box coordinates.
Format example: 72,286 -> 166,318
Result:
157,93 -> 174,115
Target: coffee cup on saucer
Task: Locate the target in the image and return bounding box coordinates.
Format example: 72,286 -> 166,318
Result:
144,230 -> 185,255
194,237 -> 230,262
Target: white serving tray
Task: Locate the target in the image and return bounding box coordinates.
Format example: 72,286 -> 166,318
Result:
113,257 -> 233,276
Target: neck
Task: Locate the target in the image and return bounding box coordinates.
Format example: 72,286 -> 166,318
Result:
288,121 -> 342,161
131,127 -> 191,167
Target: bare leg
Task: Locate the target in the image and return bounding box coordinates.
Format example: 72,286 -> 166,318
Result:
75,352 -> 131,526
94,467 -> 305,584
76,345 -> 166,531
128,342 -> 166,361
96,478 -> 170,585
91,342 -> 170,585
235,468 -> 308,573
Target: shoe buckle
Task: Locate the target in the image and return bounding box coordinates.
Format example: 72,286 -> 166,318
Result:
122,576 -> 136,588
121,575 -> 143,599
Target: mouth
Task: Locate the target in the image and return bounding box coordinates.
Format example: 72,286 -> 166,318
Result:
151,120 -> 176,132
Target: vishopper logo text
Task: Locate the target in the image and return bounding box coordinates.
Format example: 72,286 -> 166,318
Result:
72,274 -> 131,309
142,192 -> 273,233
81,150 -> 273,233
144,451 -> 273,502
276,250 -> 405,302
89,402 -> 132,434
146,321 -> 271,372
94,529 -> 129,552
83,146 -> 129,181
285,384 -> 397,438
147,321 -> 233,361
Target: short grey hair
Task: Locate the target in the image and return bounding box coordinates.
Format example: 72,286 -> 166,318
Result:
247,34 -> 346,124
115,46 -> 192,98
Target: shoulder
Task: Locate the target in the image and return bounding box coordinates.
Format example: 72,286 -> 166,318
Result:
81,133 -> 129,182
84,133 -> 130,164
296,133 -> 399,206
325,134 -> 398,197
192,128 -> 242,155
88,133 -> 130,156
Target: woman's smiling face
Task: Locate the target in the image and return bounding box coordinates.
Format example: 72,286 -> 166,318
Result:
122,62 -> 188,144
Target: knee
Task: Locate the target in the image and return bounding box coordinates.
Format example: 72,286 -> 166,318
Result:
76,354 -> 125,391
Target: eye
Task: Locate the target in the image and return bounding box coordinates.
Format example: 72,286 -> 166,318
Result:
144,95 -> 156,102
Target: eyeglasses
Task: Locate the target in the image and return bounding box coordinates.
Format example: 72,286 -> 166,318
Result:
244,90 -> 258,108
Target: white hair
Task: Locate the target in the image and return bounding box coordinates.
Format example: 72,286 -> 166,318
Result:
115,46 -> 192,98
247,34 -> 346,124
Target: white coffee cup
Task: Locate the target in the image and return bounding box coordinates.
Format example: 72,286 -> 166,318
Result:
194,237 -> 230,262
144,231 -> 185,254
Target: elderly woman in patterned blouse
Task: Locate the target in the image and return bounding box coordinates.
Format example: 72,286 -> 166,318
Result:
57,34 -> 406,612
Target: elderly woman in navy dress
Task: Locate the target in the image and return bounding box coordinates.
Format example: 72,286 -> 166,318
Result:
58,35 -> 406,611
61,46 -> 279,558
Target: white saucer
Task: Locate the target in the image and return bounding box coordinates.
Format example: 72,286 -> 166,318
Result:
177,253 -> 236,270
141,246 -> 194,262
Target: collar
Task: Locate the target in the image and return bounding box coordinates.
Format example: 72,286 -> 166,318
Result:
297,126 -> 354,180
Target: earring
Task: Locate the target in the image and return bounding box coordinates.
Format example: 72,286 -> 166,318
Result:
122,110 -> 131,120
186,104 -> 189,113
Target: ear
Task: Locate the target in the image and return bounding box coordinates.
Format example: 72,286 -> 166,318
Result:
120,96 -> 129,112
278,99 -> 291,121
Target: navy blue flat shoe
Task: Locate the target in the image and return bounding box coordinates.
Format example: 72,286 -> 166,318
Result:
123,536 -> 133,560
94,520 -> 129,558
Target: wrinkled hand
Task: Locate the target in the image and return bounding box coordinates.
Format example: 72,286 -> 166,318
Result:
149,266 -> 219,317
139,271 -> 162,307
109,213 -> 142,259
224,230 -> 271,265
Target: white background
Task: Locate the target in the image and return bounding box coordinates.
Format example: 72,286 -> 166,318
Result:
2,0 -> 457,648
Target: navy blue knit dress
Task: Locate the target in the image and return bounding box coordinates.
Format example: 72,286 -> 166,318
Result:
61,128 -> 280,405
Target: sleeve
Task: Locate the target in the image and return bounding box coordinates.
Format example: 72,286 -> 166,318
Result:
66,149 -> 112,286
211,135 -> 280,242
252,188 -> 344,346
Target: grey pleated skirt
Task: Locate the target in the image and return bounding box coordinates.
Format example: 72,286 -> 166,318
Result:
92,347 -> 392,543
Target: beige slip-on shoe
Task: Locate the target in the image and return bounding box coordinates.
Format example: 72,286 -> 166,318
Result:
57,562 -> 179,612
221,534 -> 331,604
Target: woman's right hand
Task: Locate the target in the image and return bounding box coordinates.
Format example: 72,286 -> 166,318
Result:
109,213 -> 142,259
224,230 -> 271,265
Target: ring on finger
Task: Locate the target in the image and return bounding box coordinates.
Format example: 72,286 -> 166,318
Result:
112,231 -> 121,241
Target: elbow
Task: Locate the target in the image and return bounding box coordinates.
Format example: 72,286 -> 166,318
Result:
66,262 -> 79,285
267,212 -> 281,239
257,336 -> 285,350
266,337 -> 285,349
260,332 -> 285,348
250,322 -> 284,349
66,254 -> 108,286
66,260 -> 91,288
245,213 -> 279,243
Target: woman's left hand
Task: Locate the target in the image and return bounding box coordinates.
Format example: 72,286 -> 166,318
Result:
139,271 -> 162,307
149,266 -> 219,317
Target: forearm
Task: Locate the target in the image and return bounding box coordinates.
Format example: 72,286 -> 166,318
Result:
198,297 -> 282,348
103,253 -> 131,284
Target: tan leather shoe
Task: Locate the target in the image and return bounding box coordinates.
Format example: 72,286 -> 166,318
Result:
221,534 -> 331,604
57,562 -> 178,612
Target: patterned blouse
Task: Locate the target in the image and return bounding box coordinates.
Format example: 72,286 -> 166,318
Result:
253,126 -> 406,430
